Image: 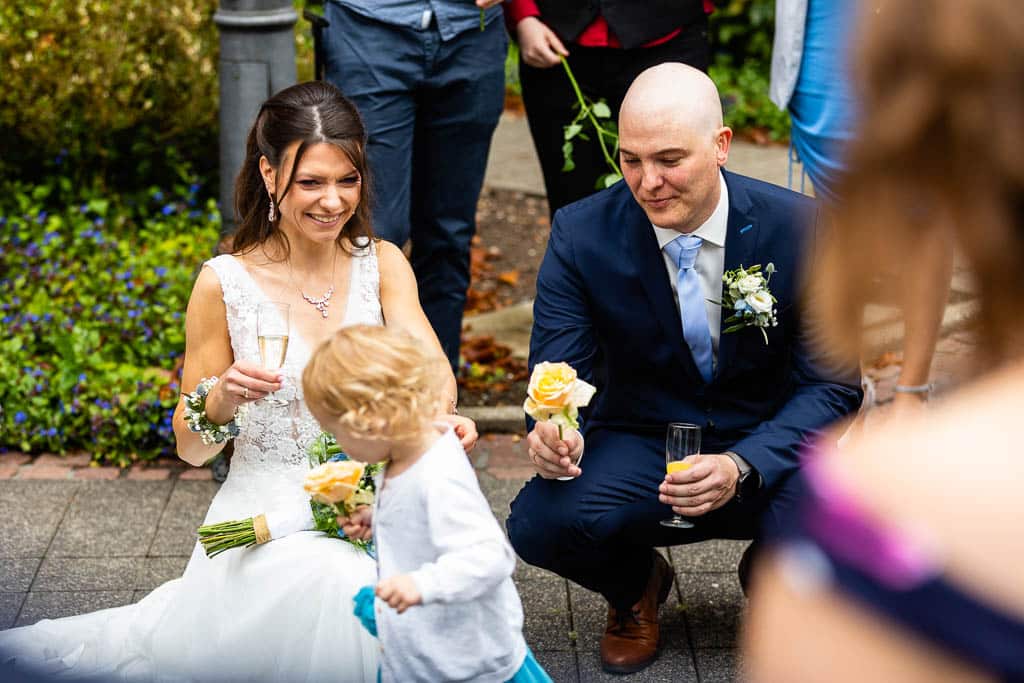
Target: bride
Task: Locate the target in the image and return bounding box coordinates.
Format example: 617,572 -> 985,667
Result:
0,81 -> 477,682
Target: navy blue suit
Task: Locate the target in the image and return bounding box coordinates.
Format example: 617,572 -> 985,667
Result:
506,171 -> 862,607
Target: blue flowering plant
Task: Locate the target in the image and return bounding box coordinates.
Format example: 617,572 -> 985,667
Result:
713,263 -> 779,344
196,432 -> 382,558
0,178 -> 217,464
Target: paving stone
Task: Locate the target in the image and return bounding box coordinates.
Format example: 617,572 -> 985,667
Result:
1,453 -> 31,466
476,474 -> 524,526
148,480 -> 219,556
72,466 -> 121,480
533,650 -> 578,683
126,466 -> 171,481
517,576 -> 573,651
0,592 -> 25,629
178,467 -> 213,481
134,556 -> 187,591
0,559 -> 40,592
0,464 -> 19,479
18,465 -> 72,480
31,557 -> 143,591
514,559 -> 563,584
676,572 -> 745,649
695,648 -> 744,683
48,481 -> 172,558
576,646 -> 698,683
15,591 -> 134,626
0,481 -> 79,558
669,539 -> 750,573
35,453 -> 93,467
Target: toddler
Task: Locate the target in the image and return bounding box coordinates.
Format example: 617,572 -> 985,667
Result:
303,325 -> 550,683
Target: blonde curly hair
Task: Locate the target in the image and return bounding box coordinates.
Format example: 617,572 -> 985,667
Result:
303,325 -> 447,443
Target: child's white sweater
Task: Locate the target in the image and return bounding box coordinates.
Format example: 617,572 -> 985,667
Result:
372,427 -> 526,683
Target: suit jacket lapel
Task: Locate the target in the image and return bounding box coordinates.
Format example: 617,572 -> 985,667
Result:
716,171 -> 760,377
625,196 -> 705,383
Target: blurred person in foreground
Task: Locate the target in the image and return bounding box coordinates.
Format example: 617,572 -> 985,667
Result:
744,1 -> 1024,681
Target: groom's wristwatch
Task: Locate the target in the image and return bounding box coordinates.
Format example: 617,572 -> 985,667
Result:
724,451 -> 761,502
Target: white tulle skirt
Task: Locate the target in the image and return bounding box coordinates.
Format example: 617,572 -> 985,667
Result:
0,499 -> 380,682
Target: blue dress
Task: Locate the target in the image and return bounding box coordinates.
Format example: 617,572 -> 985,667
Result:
787,0 -> 859,201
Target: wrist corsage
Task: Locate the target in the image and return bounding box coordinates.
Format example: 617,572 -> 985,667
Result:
183,376 -> 248,445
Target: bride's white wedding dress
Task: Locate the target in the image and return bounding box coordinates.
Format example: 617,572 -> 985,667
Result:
0,248 -> 384,682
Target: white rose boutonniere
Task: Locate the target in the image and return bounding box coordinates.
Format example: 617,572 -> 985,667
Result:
713,263 -> 778,344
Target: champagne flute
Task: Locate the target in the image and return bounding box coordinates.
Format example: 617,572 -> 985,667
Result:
660,422 -> 701,529
257,302 -> 290,406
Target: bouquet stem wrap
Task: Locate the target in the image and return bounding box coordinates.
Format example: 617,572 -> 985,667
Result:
195,433 -> 380,558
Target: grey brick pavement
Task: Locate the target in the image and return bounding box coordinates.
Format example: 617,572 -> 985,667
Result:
0,473 -> 747,682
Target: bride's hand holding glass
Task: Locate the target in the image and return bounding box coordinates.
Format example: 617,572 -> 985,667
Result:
207,360 -> 284,418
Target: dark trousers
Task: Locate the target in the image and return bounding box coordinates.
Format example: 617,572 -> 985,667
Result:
519,19 -> 711,216
323,4 -> 507,369
505,428 -> 800,608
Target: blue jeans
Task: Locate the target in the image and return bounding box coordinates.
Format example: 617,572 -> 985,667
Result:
323,3 -> 507,368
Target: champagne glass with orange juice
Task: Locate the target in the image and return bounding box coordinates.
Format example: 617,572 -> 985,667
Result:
660,422 -> 701,529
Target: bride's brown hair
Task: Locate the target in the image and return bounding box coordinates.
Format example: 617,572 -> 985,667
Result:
229,81 -> 374,258
815,0 -> 1024,367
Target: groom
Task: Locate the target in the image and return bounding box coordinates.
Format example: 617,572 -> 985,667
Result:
506,63 -> 862,674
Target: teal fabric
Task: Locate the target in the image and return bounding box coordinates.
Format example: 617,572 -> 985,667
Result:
507,649 -> 552,683
353,585 -> 378,637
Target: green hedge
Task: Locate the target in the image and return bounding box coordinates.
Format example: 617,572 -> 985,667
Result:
1,1 -> 317,190
708,0 -> 790,141
0,178 -> 221,465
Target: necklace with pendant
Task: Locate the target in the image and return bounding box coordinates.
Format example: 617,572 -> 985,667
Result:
293,246 -> 337,319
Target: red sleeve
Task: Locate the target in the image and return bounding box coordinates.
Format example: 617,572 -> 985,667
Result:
505,0 -> 541,27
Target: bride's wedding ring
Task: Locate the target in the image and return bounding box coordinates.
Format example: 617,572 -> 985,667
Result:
242,386 -> 249,399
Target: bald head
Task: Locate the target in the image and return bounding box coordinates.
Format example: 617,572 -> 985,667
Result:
620,63 -> 723,137
617,63 -> 731,233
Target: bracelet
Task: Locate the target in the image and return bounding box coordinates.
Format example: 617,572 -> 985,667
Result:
893,383 -> 933,394
183,377 -> 248,445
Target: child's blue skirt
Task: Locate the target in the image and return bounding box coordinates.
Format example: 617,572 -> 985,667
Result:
354,586 -> 553,682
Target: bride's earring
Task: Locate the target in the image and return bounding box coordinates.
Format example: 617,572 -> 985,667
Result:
267,195 -> 276,222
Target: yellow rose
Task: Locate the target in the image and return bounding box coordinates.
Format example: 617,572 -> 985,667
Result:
303,461 -> 366,506
523,361 -> 597,424
526,361 -> 578,410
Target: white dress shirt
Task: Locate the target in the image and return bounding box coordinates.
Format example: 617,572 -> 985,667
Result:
652,172 -> 730,366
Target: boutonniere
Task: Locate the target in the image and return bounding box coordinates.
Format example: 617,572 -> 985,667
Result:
713,263 -> 778,344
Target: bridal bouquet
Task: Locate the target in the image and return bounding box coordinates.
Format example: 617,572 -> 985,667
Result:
523,361 -> 597,438
196,432 -> 382,557
715,263 -> 779,344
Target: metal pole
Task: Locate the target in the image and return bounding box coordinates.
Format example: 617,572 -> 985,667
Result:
214,0 -> 297,238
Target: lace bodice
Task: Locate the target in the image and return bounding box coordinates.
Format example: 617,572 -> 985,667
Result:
202,244 -> 383,516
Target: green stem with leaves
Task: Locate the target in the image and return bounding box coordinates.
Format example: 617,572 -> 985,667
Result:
560,57 -> 621,179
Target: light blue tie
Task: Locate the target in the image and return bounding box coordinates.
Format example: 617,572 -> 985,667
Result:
664,235 -> 713,383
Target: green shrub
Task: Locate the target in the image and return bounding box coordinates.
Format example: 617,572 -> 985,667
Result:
1,1 -> 317,191
0,177 -> 221,465
0,1 -> 221,189
707,0 -> 790,142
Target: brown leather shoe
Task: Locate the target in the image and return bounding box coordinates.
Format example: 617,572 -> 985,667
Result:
600,552 -> 674,674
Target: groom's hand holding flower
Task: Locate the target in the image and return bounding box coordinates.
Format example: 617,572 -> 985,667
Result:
527,421 -> 584,479
659,454 -> 741,517
523,361 -> 595,479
